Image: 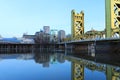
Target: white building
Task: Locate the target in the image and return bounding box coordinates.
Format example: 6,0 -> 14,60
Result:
43,26 -> 50,34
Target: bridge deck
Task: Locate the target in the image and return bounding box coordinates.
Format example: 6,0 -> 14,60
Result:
58,38 -> 120,44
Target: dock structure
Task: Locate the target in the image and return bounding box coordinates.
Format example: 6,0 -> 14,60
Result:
0,43 -> 58,53
0,43 -> 34,53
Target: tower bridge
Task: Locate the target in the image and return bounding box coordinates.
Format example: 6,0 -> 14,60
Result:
70,0 -> 120,41
58,0 -> 120,54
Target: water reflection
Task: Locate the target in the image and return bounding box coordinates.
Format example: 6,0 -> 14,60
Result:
0,52 -> 65,68
34,51 -> 65,67
0,50 -> 120,80
65,55 -> 120,80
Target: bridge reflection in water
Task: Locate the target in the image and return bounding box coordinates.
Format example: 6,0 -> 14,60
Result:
65,55 -> 120,80
0,48 -> 120,80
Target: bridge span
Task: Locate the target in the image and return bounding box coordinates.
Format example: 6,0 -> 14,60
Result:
59,38 -> 120,44
58,38 -> 120,59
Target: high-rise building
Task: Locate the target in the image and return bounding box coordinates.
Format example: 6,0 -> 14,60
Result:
50,29 -> 58,43
43,26 -> 50,34
58,30 -> 66,42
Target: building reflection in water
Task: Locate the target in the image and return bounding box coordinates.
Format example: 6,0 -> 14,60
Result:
34,50 -> 65,67
34,51 -> 50,67
0,50 -> 66,68
0,49 -> 120,80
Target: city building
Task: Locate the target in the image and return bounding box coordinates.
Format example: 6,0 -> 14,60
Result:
22,33 -> 35,43
43,26 -> 50,34
0,37 -> 21,43
23,34 -> 35,39
58,30 -> 66,42
34,30 -> 50,44
20,38 -> 35,44
50,29 -> 58,43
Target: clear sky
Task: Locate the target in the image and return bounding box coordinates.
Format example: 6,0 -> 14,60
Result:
0,0 -> 105,38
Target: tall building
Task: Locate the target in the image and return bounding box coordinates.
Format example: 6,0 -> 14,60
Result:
71,10 -> 84,40
43,26 -> 50,34
50,29 -> 58,43
58,30 -> 66,42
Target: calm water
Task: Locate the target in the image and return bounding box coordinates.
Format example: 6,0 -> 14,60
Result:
0,51 -> 120,80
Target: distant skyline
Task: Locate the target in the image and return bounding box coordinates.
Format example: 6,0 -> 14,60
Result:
0,0 -> 105,37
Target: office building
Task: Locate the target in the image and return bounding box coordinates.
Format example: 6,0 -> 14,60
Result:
58,30 -> 66,42
43,26 -> 50,34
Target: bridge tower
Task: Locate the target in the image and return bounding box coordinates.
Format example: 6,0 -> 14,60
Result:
71,10 -> 84,40
105,0 -> 120,38
71,62 -> 84,80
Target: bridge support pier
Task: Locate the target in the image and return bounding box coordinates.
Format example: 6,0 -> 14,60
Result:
65,43 -> 73,54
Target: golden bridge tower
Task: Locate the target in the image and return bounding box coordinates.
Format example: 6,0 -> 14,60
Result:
105,0 -> 120,38
71,10 -> 84,40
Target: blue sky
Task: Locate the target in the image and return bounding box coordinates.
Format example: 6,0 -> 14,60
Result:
0,0 -> 105,37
